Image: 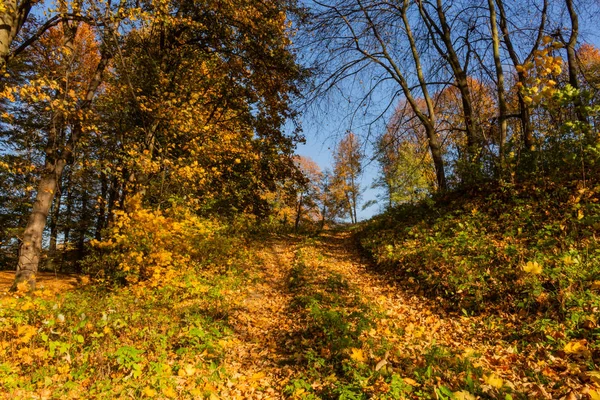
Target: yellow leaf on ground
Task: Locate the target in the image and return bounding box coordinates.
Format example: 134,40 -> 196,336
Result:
564,340 -> 587,354
483,373 -> 503,389
142,387 -> 157,397
161,386 -> 177,398
402,377 -> 419,387
183,364 -> 196,376
251,371 -> 266,380
350,348 -> 366,363
589,389 -> 600,400
522,261 -> 542,275
454,390 -> 476,400
17,325 -> 37,344
586,371 -> 600,385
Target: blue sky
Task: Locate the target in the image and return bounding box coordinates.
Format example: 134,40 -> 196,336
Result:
292,105 -> 387,221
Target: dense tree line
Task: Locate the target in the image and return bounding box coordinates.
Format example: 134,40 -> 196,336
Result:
0,0 -> 307,288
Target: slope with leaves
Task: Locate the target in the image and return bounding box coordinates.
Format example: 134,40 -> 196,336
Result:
357,179 -> 600,398
2,198 -> 600,398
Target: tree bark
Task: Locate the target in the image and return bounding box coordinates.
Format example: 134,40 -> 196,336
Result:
294,194 -> 303,232
48,175 -> 63,254
495,0 -> 547,151
77,187 -> 88,262
564,0 -> 587,127
488,0 -> 508,171
0,0 -> 33,71
401,0 -> 446,191
417,0 -> 479,162
95,172 -> 108,240
13,46 -> 112,289
425,123 -> 446,191
13,159 -> 65,290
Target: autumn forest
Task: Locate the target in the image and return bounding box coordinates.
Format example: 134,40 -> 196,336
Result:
1,0 -> 600,398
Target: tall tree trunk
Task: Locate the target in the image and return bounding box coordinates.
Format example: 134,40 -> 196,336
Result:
77,188 -> 88,261
350,173 -> 357,224
496,0 -> 546,150
402,0 -> 446,191
48,175 -> 63,254
294,194 -> 303,232
95,172 -> 108,240
425,123 -> 446,190
13,47 -> 111,289
106,175 -> 120,227
356,0 -> 445,190
488,0 -> 508,172
63,173 -> 73,245
13,159 -> 65,290
564,0 -> 587,127
417,0 -> 479,163
0,0 -> 32,71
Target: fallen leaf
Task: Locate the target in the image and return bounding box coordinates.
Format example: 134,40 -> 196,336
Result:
402,377 -> 419,387
564,340 -> 587,354
454,390 -> 476,400
522,261 -> 542,275
483,373 -> 503,389
350,348 -> 366,363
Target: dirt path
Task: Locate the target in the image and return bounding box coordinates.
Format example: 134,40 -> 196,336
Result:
0,231 -> 589,399
212,230 -> 580,399
213,232 -> 495,399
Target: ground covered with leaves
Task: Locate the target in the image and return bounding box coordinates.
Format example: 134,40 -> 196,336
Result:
2,182 -> 600,399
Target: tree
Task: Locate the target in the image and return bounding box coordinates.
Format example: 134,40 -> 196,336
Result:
6,0 -> 306,289
9,13 -> 113,289
375,105 -> 436,207
293,156 -> 323,231
331,132 -> 363,224
495,0 -> 548,150
416,0 -> 481,163
306,0 -> 447,190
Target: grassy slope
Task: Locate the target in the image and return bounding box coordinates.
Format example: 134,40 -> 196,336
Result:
0,232 -> 251,399
356,179 -> 600,397
2,179 -> 600,400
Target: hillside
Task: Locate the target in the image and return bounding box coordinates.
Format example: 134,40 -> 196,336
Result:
1,180 -> 599,399
356,179 -> 600,399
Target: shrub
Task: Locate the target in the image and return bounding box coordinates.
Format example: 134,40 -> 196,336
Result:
85,195 -> 224,286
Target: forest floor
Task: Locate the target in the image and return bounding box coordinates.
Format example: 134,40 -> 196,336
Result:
1,230 -> 597,399
207,230 -> 589,399
0,271 -> 81,294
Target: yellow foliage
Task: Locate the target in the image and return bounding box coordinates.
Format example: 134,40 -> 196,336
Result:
88,195 -> 222,286
161,386 -> 177,398
564,340 -> 587,354
483,373 -> 504,389
518,40 -> 564,107
17,325 -> 37,344
522,260 -> 542,275
349,347 -> 367,362
142,386 -> 157,397
453,390 -> 476,400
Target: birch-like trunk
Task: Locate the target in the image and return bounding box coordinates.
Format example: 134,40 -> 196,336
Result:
488,0 -> 508,171
13,160 -> 65,290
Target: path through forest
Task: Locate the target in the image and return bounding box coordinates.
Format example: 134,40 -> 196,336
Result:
1,231 -> 583,399
215,231 -> 543,399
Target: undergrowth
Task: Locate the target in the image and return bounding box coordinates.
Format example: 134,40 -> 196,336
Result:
357,178 -> 600,367
0,207 -> 252,399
